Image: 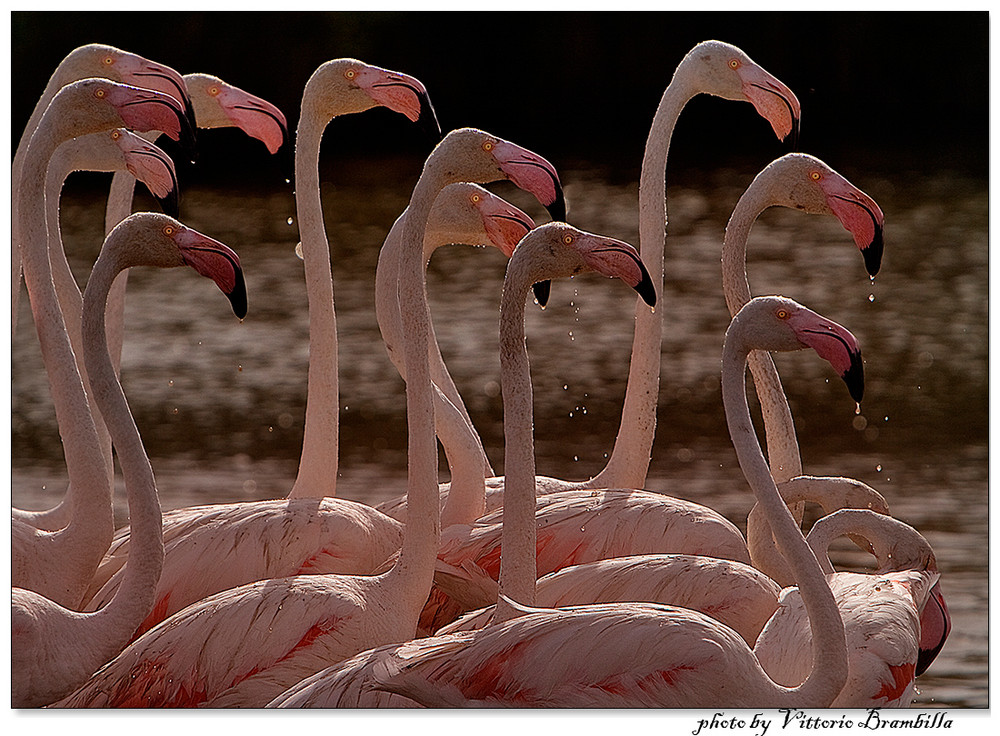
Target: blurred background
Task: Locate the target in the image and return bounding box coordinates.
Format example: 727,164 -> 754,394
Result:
10,11 -> 988,708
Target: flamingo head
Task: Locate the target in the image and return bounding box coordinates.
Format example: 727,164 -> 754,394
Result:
681,40 -> 800,146
429,128 -> 566,224
182,73 -> 289,156
44,79 -> 195,162
107,212 -> 247,319
760,154 -> 885,275
510,222 -> 655,308
428,183 -> 535,258
734,296 -> 864,403
62,44 -> 198,134
309,59 -> 441,142
110,128 -> 179,217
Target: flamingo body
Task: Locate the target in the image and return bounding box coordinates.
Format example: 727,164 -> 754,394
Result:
83,498 -> 405,635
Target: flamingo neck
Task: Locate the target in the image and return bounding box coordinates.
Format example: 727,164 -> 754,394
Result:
80,239 -> 163,638
382,162 -> 445,615
591,76 -> 692,490
721,319 -> 847,706
46,143 -> 118,485
289,105 -> 340,499
494,257 -> 539,621
17,111 -> 114,548
725,181 -> 805,584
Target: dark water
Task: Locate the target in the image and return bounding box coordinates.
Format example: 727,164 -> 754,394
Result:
11,159 -> 988,708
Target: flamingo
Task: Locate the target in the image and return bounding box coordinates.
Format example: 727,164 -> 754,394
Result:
11,79 -> 193,610
436,474 -> 889,641
367,296 -> 858,708
55,125 -> 567,708
279,288 -> 861,710
430,41 -> 801,509
78,59 -> 438,621
754,508 -> 951,707
12,43 -> 194,337
12,212 -> 247,708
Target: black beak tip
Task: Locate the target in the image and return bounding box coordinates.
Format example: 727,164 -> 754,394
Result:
532,280 -> 551,308
226,268 -> 249,320
786,116 -> 801,152
862,228 -> 884,277
546,189 -> 567,224
842,351 -> 865,404
155,187 -> 180,219
634,267 -> 657,308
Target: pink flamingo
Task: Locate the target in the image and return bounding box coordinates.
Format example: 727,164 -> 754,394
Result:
12,212 -> 247,707
754,508 -> 951,707
367,296 -> 858,708
78,60 -> 438,621
11,79 -> 192,610
54,126 -> 566,708
12,43 -> 193,339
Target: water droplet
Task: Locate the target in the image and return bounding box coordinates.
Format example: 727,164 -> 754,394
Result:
172,407 -> 179,415
168,380 -> 174,387
868,294 -> 875,303
563,384 -> 568,390
582,407 -> 587,415
286,216 -> 294,225
294,242 -> 304,260
855,403 -> 861,415
884,415 -> 889,422
876,464 -> 882,472
268,426 -> 273,433
573,455 -> 579,462
237,365 -> 243,372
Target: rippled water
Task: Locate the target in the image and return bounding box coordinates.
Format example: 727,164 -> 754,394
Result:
11,158 -> 988,708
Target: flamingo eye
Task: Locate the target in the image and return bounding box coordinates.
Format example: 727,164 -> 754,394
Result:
95,88 -> 107,99
471,194 -> 481,204
776,308 -> 790,320
208,86 -> 221,97
111,130 -> 121,140
729,59 -> 741,70
163,225 -> 175,237
810,171 -> 822,181
103,56 -> 115,66
345,69 -> 357,80
482,141 -> 494,152
563,234 -> 574,245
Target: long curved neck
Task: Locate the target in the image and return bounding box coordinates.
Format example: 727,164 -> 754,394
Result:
17,110 -> 113,547
494,257 -> 539,621
721,323 -> 847,706
289,99 -> 340,499
79,239 -> 163,640
725,183 -> 805,584
591,73 -> 693,490
12,68 -> 76,334
807,508 -> 929,576
381,160 -> 443,615
46,145 -> 117,481
724,185 -> 803,482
